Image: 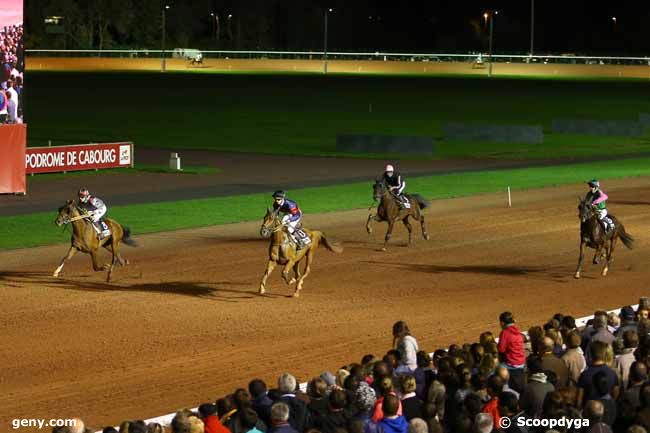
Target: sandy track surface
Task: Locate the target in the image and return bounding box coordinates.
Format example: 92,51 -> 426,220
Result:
1,179 -> 649,431
27,57 -> 650,80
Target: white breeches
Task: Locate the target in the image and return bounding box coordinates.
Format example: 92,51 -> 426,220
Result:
281,215 -> 301,233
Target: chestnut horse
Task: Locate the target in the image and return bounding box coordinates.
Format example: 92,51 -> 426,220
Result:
53,200 -> 137,282
575,198 -> 633,279
366,178 -> 430,250
259,208 -> 343,297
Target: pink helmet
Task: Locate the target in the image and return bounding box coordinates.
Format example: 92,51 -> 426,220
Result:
385,164 -> 394,172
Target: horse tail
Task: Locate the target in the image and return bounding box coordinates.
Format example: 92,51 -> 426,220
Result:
121,226 -> 138,247
320,233 -> 343,254
411,194 -> 429,210
618,224 -> 634,250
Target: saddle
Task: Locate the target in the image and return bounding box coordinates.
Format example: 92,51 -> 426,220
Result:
393,193 -> 411,209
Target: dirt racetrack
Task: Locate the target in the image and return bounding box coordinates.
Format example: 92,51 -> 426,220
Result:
27,56 -> 650,80
1,179 -> 650,431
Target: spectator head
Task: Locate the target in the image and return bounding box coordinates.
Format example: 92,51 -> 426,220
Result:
499,311 -> 514,328
495,365 -> 510,383
401,375 -> 417,394
621,306 -> 636,322
627,426 -> 648,433
171,412 -> 194,433
528,326 -> 545,353
558,387 -> 578,408
270,402 -> 290,424
146,423 -> 162,433
479,331 -> 495,347
373,361 -> 391,381
198,403 -> 218,418
393,321 -> 411,339
349,419 -> 365,433
349,363 -> 365,380
546,328 -> 563,347
566,331 -> 581,349
630,361 -> 649,384
187,416 -> 204,433
329,388 -> 347,410
428,380 -> 447,408
417,351 -> 432,369
608,312 -> 621,329
102,428 -> 118,433
542,391 -> 565,418
241,408 -> 259,430
382,394 -> 400,417
474,413 -> 493,433
52,427 -> 71,433
640,297 -> 650,311
624,330 -> 640,349
498,391 -> 519,417
248,379 -> 268,399
233,388 -> 252,409
409,418 -> 428,433
354,381 -> 377,413
527,355 -> 544,374
464,393 -> 483,418
308,377 -> 328,399
539,336 -> 554,355
278,372 -> 297,393
379,377 -> 394,396
583,400 -> 605,423
384,350 -> 400,368
361,354 -> 376,365
320,371 -> 337,388
590,341 -> 608,364
593,314 -> 607,330
562,315 -> 577,330
336,368 -> 350,388
216,396 -> 235,417
68,418 -> 85,433
486,375 -> 504,398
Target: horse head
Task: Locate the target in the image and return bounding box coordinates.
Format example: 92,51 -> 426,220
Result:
372,178 -> 387,202
260,207 -> 281,238
55,200 -> 78,226
577,197 -> 595,224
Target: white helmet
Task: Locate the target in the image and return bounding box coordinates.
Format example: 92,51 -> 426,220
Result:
385,164 -> 394,172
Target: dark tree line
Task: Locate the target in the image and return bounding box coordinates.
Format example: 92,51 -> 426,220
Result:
24,0 -> 650,54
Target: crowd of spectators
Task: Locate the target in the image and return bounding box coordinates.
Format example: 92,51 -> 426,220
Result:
0,24 -> 23,124
52,298 -> 650,433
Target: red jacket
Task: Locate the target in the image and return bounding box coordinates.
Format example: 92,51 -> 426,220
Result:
203,415 -> 232,433
482,397 -> 501,427
498,324 -> 525,366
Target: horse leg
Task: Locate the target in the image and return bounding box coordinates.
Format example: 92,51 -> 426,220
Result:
282,259 -> 297,285
53,246 -> 78,277
381,220 -> 396,251
259,260 -> 277,295
90,250 -> 107,272
602,238 -> 616,276
574,240 -> 586,279
103,244 -> 129,266
106,239 -> 119,283
402,217 -> 413,246
592,243 -> 604,264
288,262 -> 301,285
420,214 -> 430,240
366,213 -> 378,234
295,252 -> 314,297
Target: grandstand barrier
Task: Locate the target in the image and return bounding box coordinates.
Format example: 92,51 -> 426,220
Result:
96,303 -> 637,432
336,134 -> 435,156
551,119 -> 645,136
442,122 -> 544,144
0,124 -> 27,194
25,142 -> 134,174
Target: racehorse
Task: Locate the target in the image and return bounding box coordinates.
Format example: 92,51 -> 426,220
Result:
366,178 -> 430,251
53,200 -> 137,282
575,198 -> 633,279
259,208 -> 343,297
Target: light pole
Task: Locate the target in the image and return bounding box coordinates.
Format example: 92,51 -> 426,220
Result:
483,12 -> 488,29
161,4 -> 170,72
612,16 -> 617,31
324,8 -> 333,74
487,10 -> 498,78
530,0 -> 535,56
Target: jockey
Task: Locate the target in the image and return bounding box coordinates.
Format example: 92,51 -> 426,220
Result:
585,179 -> 614,233
272,190 -> 310,249
78,188 -> 111,240
383,164 -> 407,205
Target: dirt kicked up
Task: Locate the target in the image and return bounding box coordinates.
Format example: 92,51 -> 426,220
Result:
1,178 -> 649,432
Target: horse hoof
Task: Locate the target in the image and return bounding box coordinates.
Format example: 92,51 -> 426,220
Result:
293,291 -> 300,298
259,288 -> 266,295
424,234 -> 430,241
52,272 -> 59,278
602,269 -> 609,277
288,278 -> 297,285
574,273 -> 581,279
380,247 -> 387,252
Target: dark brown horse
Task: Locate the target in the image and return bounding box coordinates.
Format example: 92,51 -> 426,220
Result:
366,179 -> 430,250
575,198 -> 633,279
53,200 -> 137,282
259,208 -> 343,297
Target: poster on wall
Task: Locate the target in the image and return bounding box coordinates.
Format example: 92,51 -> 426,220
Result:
0,0 -> 23,124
